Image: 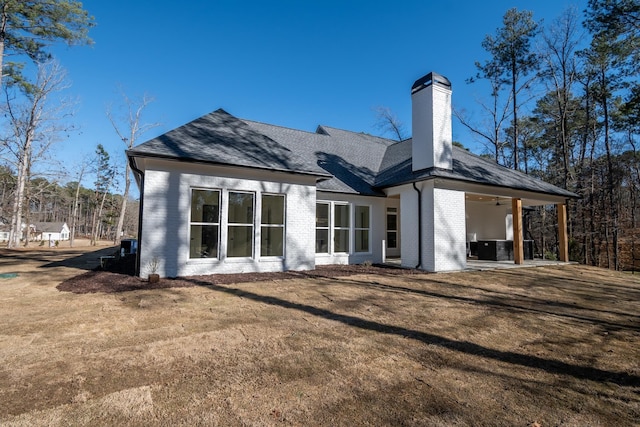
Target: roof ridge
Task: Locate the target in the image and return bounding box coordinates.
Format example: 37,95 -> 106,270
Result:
242,118 -> 329,138
318,125 -> 398,146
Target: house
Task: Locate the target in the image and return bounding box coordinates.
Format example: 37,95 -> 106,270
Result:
127,72 -> 577,278
31,222 -> 70,242
0,224 -> 8,242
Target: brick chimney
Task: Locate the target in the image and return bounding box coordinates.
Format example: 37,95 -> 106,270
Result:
411,72 -> 453,171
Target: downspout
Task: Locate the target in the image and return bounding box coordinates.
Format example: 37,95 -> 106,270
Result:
412,182 -> 422,269
129,158 -> 144,277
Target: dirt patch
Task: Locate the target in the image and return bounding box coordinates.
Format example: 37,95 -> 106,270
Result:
57,262 -> 429,294
1,247 -> 639,426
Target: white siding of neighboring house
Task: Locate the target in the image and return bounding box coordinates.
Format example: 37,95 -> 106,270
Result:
314,192 -> 387,266
138,158 -> 317,278
34,223 -> 70,242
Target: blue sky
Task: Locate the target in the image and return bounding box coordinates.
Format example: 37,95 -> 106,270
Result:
49,0 -> 587,194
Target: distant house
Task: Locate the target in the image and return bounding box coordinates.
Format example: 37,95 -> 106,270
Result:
0,224 -> 9,242
31,222 -> 70,242
127,72 -> 578,278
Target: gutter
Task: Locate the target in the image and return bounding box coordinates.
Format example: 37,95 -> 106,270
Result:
128,156 -> 145,277
412,182 -> 422,269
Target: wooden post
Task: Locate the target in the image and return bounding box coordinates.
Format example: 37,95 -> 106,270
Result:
512,198 -> 524,264
558,203 -> 569,262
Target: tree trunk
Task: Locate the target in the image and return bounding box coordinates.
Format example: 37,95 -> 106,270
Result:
114,161 -> 130,244
512,58 -> 519,171
0,3 -> 8,89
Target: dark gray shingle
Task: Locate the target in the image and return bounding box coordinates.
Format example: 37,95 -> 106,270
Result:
129,109 -> 577,199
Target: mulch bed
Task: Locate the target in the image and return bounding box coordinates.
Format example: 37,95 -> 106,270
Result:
57,258 -> 428,294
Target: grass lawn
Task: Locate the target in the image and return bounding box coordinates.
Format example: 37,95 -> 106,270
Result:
0,247 -> 638,426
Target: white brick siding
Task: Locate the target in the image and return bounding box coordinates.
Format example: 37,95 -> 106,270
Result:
428,186 -> 466,271
314,192 -> 387,266
139,159 -> 316,278
388,182 -> 466,272
412,81 -> 453,171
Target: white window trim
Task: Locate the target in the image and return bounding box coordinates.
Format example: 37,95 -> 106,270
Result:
317,200 -> 372,256
189,187 -> 221,260
333,202 -> 350,254
354,204 -> 372,254
315,201 -> 331,254
259,193 -> 286,259
226,190 -> 256,259
386,207 -> 398,250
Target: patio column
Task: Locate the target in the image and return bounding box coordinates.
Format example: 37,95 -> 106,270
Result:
512,198 -> 524,264
557,203 -> 569,262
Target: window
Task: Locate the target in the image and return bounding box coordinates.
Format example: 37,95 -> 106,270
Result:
334,204 -> 350,253
315,202 -> 329,253
261,194 -> 285,257
386,207 -> 398,249
355,205 -> 370,253
190,189 -> 220,258
227,192 -> 254,257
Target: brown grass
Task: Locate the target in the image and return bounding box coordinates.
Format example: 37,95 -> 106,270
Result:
0,247 -> 639,426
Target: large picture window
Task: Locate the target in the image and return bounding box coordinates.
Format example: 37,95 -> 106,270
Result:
315,202 -> 329,253
190,189 -> 220,258
227,192 -> 254,257
261,194 -> 285,257
334,203 -> 350,253
355,205 -> 370,253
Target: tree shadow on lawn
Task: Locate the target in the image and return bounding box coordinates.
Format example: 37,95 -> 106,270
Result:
321,273 -> 640,333
39,246 -> 120,271
56,262 -> 640,388
182,276 -> 640,389
0,247 -> 119,271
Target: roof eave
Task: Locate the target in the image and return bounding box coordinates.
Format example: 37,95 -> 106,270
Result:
376,174 -> 579,201
125,150 -> 333,180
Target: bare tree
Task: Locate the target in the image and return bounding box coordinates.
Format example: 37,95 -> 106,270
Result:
476,8 -> 540,170
107,90 -> 158,244
90,144 -> 114,246
454,65 -> 513,165
372,106 -> 407,142
540,6 -> 584,188
2,61 -> 70,248
68,156 -> 91,247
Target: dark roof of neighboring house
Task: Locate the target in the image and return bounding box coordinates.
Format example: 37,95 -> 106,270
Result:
128,109 -> 577,199
32,222 -> 67,233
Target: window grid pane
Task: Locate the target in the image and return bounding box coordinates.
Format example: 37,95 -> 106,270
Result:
191,189 -> 220,223
261,226 -> 284,256
190,189 -> 220,259
316,202 -> 330,253
227,225 -> 253,257
227,192 -> 254,257
355,230 -> 369,252
262,195 -> 284,225
261,194 -> 285,257
228,192 -> 254,224
354,205 -> 370,253
334,204 -> 350,228
316,203 -> 329,227
316,229 -> 329,253
190,225 -> 218,258
355,206 -> 369,228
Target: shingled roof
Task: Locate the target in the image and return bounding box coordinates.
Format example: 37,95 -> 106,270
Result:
127,109 -> 330,179
128,109 -> 577,199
